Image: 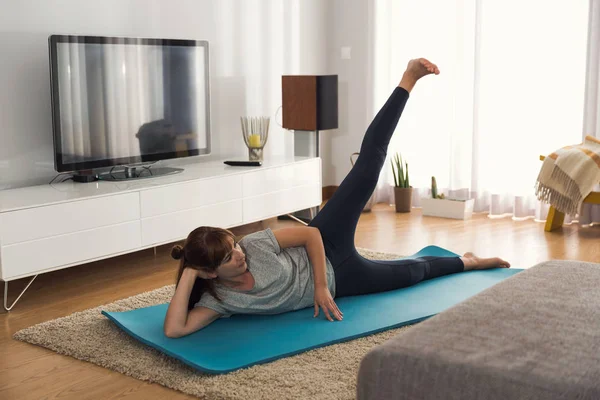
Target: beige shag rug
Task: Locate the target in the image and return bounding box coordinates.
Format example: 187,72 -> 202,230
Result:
14,248 -> 412,400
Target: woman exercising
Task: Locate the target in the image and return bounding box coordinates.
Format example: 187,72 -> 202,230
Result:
164,58 -> 510,338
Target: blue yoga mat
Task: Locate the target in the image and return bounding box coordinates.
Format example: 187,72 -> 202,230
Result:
102,245 -> 521,374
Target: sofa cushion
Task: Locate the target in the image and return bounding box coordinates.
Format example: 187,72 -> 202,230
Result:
357,260 -> 600,400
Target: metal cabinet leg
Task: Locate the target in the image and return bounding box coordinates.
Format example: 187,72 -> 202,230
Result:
285,213 -> 308,226
3,275 -> 38,312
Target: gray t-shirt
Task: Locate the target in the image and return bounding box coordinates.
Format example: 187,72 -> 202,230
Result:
195,228 -> 336,317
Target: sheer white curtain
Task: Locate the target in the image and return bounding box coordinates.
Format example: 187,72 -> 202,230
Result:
372,0 -> 590,221
580,0 -> 600,226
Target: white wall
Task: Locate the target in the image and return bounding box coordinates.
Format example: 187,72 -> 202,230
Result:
0,0 -> 329,189
322,0 -> 374,187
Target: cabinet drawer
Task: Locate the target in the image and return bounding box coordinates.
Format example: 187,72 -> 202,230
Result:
141,199 -> 243,246
243,184 -> 322,223
243,159 -> 320,198
0,193 -> 139,246
140,175 -> 243,218
0,221 -> 141,280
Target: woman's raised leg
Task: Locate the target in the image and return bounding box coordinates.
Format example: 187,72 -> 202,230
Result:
309,58 -> 440,265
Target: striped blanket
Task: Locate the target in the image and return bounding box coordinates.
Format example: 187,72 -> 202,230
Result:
535,135 -> 600,215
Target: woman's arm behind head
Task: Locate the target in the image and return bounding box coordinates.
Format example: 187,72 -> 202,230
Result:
164,305 -> 222,338
164,267 -> 222,338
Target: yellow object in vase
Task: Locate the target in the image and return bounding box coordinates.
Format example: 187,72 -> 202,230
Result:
248,134 -> 261,148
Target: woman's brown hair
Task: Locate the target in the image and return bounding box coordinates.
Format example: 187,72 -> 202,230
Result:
171,226 -> 236,310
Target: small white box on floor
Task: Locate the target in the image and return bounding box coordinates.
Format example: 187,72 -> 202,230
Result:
421,198 -> 475,220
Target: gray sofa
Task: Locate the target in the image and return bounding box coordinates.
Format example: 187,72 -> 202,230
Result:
357,260 -> 600,400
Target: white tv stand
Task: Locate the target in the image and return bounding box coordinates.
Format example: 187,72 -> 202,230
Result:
0,156 -> 322,311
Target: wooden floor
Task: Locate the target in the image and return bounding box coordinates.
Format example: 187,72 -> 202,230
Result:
1,204 -> 598,399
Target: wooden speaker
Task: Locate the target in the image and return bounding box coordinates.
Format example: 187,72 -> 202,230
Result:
282,75 -> 338,131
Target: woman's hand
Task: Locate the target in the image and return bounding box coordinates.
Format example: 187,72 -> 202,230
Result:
314,286 -> 343,321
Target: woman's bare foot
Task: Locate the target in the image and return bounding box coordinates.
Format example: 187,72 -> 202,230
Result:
460,252 -> 511,271
398,58 -> 440,93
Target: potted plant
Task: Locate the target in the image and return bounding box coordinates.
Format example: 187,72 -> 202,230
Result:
421,176 -> 475,219
391,153 -> 412,212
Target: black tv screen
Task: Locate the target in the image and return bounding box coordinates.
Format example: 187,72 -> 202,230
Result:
48,35 -> 211,173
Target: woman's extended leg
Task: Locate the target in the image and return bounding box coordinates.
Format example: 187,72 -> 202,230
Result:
334,250 -> 511,298
309,58 -> 440,265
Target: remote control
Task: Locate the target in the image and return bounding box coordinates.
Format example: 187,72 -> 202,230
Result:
224,160 -> 262,167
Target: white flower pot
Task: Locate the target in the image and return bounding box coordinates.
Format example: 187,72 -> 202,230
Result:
421,198 -> 475,220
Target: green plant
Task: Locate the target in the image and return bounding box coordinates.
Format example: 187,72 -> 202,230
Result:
431,176 -> 445,199
391,153 -> 410,188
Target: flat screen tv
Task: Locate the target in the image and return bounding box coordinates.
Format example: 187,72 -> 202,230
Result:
48,35 -> 211,181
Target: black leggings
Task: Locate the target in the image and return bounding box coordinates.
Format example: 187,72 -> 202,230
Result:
308,87 -> 464,298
